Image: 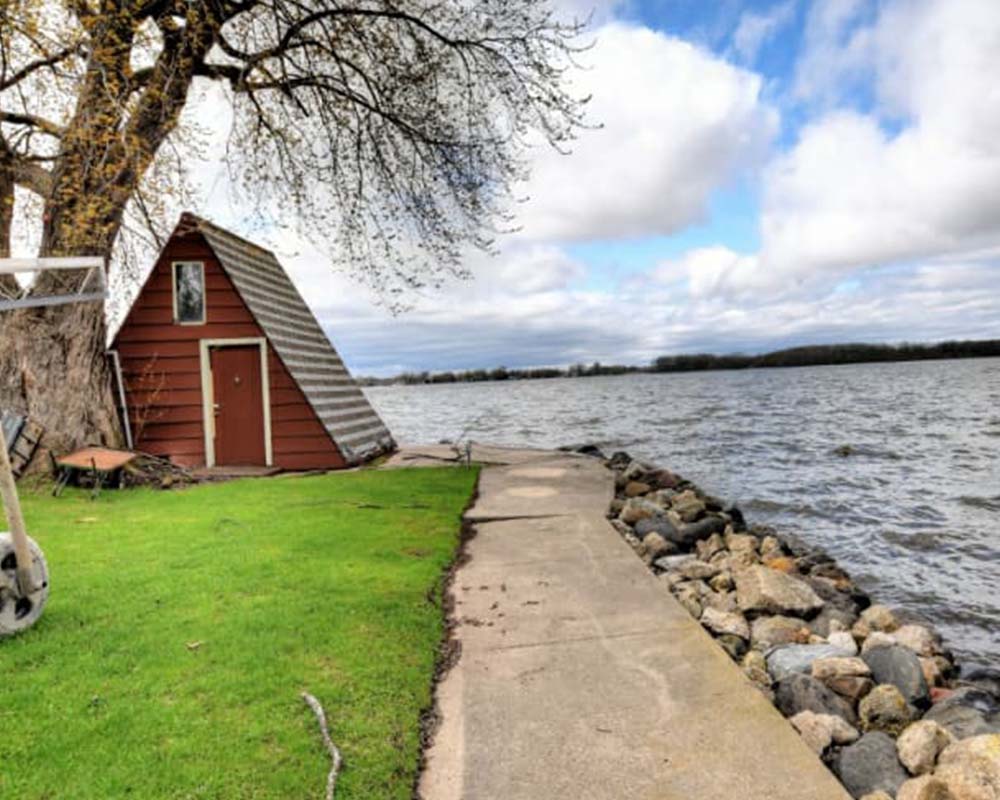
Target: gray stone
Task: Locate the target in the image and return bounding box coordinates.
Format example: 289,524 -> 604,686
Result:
670,516 -> 727,548
774,673 -> 858,726
634,514 -> 680,541
834,732 -> 908,800
767,644 -> 855,681
863,645 -> 931,709
810,605 -> 860,637
805,575 -> 865,619
735,566 -> 825,618
923,688 -> 1000,740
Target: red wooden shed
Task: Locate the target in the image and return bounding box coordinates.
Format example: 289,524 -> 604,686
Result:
111,213 -> 395,470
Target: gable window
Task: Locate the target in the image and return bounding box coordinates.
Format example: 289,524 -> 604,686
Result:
173,262 -> 205,324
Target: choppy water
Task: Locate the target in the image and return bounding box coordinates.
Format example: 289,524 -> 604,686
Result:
366,358 -> 1000,671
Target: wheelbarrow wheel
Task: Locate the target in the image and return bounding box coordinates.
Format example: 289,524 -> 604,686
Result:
0,532 -> 49,636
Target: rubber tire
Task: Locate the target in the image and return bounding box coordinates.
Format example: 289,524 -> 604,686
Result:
0,532 -> 49,636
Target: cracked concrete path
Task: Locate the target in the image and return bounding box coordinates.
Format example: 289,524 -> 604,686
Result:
393,445 -> 852,800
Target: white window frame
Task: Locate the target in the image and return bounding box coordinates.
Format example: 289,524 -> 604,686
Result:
199,338 -> 273,468
172,261 -> 206,325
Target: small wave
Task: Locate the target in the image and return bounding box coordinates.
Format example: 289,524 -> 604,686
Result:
958,495 -> 1000,512
881,529 -> 949,553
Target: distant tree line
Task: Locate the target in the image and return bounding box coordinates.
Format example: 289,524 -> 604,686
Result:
650,339 -> 1000,372
358,362 -> 641,386
357,338 -> 1000,386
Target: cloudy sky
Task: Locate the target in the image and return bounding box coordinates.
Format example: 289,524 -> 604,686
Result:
201,0 -> 1000,376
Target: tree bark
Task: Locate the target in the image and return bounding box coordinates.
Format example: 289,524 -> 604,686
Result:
0,299 -> 121,463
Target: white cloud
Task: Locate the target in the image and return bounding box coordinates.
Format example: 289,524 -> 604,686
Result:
731,1 -> 797,63
517,22 -> 777,242
793,0 -> 873,104
759,0 -> 1000,285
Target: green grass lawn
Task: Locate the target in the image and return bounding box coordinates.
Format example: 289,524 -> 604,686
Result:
0,466 -> 477,800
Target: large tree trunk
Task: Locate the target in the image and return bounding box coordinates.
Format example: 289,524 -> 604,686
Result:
0,302 -> 120,461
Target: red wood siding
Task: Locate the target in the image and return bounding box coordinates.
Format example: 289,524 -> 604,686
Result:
112,232 -> 347,470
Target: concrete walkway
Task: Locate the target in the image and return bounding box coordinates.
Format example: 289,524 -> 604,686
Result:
388,445 -> 851,800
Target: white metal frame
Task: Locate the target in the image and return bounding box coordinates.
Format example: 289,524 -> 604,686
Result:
0,256 -> 106,312
199,337 -> 273,468
172,260 -> 206,325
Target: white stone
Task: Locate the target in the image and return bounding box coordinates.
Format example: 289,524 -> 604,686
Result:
893,624 -> 937,657
897,720 -> 955,776
828,631 -> 859,654
700,607 -> 750,640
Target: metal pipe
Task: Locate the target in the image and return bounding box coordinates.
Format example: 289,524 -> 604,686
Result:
0,424 -> 37,594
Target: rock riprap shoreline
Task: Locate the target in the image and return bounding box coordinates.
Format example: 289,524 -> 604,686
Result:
598,449 -> 1000,800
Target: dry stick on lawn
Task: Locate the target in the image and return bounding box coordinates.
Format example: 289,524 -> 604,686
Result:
301,692 -> 343,800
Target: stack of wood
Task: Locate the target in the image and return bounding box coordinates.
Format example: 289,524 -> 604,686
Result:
121,452 -> 197,489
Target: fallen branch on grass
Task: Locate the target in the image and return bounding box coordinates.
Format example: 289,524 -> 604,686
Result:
301,691 -> 343,800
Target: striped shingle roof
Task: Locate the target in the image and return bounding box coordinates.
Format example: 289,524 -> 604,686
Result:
182,213 -> 394,463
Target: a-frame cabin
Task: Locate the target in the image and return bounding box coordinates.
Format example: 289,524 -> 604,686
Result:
111,213 -> 395,470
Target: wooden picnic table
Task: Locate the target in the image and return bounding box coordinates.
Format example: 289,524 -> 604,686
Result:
52,447 -> 137,499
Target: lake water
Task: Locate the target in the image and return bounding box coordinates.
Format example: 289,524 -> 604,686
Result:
366,358 -> 1000,671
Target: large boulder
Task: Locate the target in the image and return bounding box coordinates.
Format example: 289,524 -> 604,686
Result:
934,734 -> 1000,800
735,566 -> 825,618
859,685 -> 916,736
671,516 -> 727,548
767,643 -> 856,681
835,732 -> 909,799
863,645 -> 931,709
634,514 -> 680,541
896,720 -> 955,776
923,688 -> 1000,740
775,673 -> 858,726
